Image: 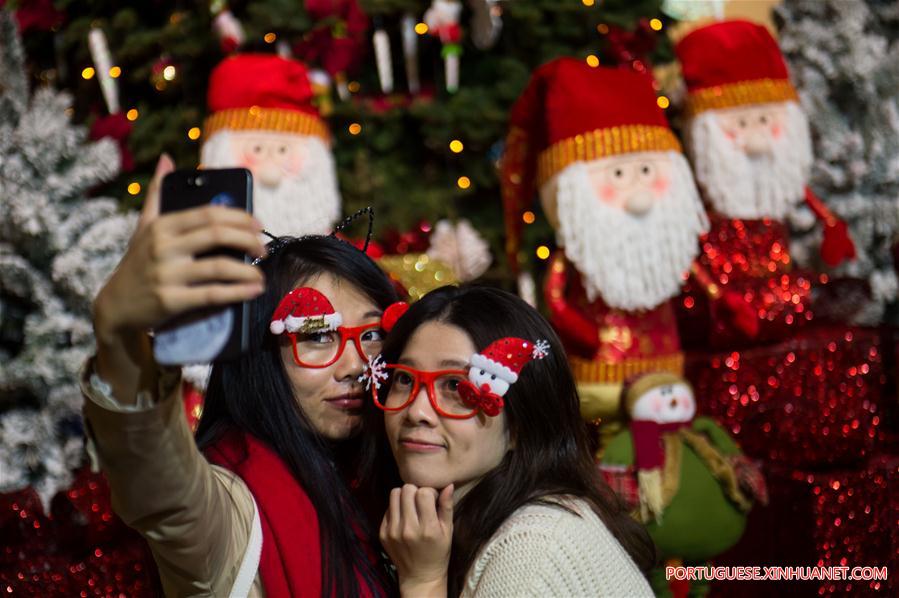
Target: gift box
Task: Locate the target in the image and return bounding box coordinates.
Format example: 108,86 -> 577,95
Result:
685,326 -> 885,468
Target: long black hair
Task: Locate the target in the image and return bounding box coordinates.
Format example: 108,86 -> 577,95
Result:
361,285 -> 655,596
195,234 -> 399,597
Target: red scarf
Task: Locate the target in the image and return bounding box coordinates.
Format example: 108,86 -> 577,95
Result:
630,420 -> 690,470
205,430 -> 382,598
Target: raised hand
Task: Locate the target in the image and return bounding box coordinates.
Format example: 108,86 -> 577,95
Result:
380,483 -> 454,598
92,155 -> 267,402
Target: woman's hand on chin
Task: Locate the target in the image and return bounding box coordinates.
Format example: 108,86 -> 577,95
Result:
380,483 -> 454,598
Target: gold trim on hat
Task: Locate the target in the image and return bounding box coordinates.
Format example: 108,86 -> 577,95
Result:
684,78 -> 799,118
568,352 -> 684,384
537,125 -> 682,186
203,107 -> 330,142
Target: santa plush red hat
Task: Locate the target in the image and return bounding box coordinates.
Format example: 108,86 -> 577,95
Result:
676,20 -> 798,118
500,58 -> 682,269
203,54 -> 330,144
270,287 -> 343,335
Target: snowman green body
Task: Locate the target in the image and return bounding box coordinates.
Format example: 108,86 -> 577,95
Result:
602,415 -> 748,562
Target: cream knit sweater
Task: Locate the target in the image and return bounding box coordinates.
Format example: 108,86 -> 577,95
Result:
460,497 -> 653,598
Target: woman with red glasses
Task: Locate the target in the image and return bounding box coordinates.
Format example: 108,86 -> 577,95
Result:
82,156 -> 397,597
360,285 -> 655,597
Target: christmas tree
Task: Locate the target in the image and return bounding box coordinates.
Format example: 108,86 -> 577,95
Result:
776,0 -> 899,324
0,9 -> 135,507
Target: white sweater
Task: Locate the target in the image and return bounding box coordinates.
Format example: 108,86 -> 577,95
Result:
460,498 -> 653,598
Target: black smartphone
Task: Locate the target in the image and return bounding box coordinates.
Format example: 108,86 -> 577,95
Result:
153,168 -> 254,365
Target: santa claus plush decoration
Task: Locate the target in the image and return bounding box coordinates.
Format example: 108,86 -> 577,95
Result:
201,54 -> 341,236
675,21 -> 855,347
501,58 -> 718,423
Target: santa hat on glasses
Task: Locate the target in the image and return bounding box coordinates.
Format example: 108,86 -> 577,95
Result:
270,287 -> 343,335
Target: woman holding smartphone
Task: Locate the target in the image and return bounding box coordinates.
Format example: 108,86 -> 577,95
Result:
84,155 -> 398,596
363,285 -> 655,597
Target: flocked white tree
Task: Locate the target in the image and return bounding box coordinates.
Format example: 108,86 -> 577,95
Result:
777,0 -> 899,324
0,10 -> 137,507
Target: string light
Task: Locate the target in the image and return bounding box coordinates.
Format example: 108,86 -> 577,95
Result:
264,32 -> 277,43
162,65 -> 176,81
449,139 -> 464,153
415,22 -> 429,35
127,182 -> 141,195
582,0 -> 595,6
536,246 -> 551,260
188,127 -> 201,140
457,176 -> 471,189
109,66 -> 121,78
586,55 -> 600,68
81,67 -> 95,80
650,18 -> 663,31
126,108 -> 139,121
597,23 -> 609,35
522,211 -> 536,224
348,123 -> 362,135
657,96 -> 670,109
348,81 -> 361,93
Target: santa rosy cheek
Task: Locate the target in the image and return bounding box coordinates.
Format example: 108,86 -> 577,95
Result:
651,176 -> 669,197
652,401 -> 663,414
724,130 -> 737,141
284,154 -> 303,175
241,154 -> 258,168
770,124 -> 783,138
597,184 -> 618,205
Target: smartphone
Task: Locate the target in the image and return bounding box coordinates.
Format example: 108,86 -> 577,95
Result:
153,168 -> 254,365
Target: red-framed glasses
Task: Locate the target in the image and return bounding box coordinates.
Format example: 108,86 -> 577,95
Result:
288,323 -> 384,368
372,364 -> 479,420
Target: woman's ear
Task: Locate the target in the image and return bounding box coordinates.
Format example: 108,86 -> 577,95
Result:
506,419 -> 517,451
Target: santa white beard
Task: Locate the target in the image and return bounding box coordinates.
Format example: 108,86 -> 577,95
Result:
551,152 -> 709,311
200,131 -> 342,236
686,102 -> 812,220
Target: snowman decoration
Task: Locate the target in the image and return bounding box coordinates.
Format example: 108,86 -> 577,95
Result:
600,372 -> 768,594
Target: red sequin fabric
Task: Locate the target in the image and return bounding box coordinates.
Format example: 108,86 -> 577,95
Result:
678,215 -> 817,350
0,469 -> 159,596
686,326 -> 885,468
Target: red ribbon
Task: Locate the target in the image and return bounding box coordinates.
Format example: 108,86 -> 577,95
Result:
459,380 -> 504,417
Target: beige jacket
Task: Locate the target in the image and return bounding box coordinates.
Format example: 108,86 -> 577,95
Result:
80,360 -> 264,597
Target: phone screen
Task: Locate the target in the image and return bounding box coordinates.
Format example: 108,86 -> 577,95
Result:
153,168 -> 254,365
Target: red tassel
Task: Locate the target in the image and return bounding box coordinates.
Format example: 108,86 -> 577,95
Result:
820,221 -> 856,267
